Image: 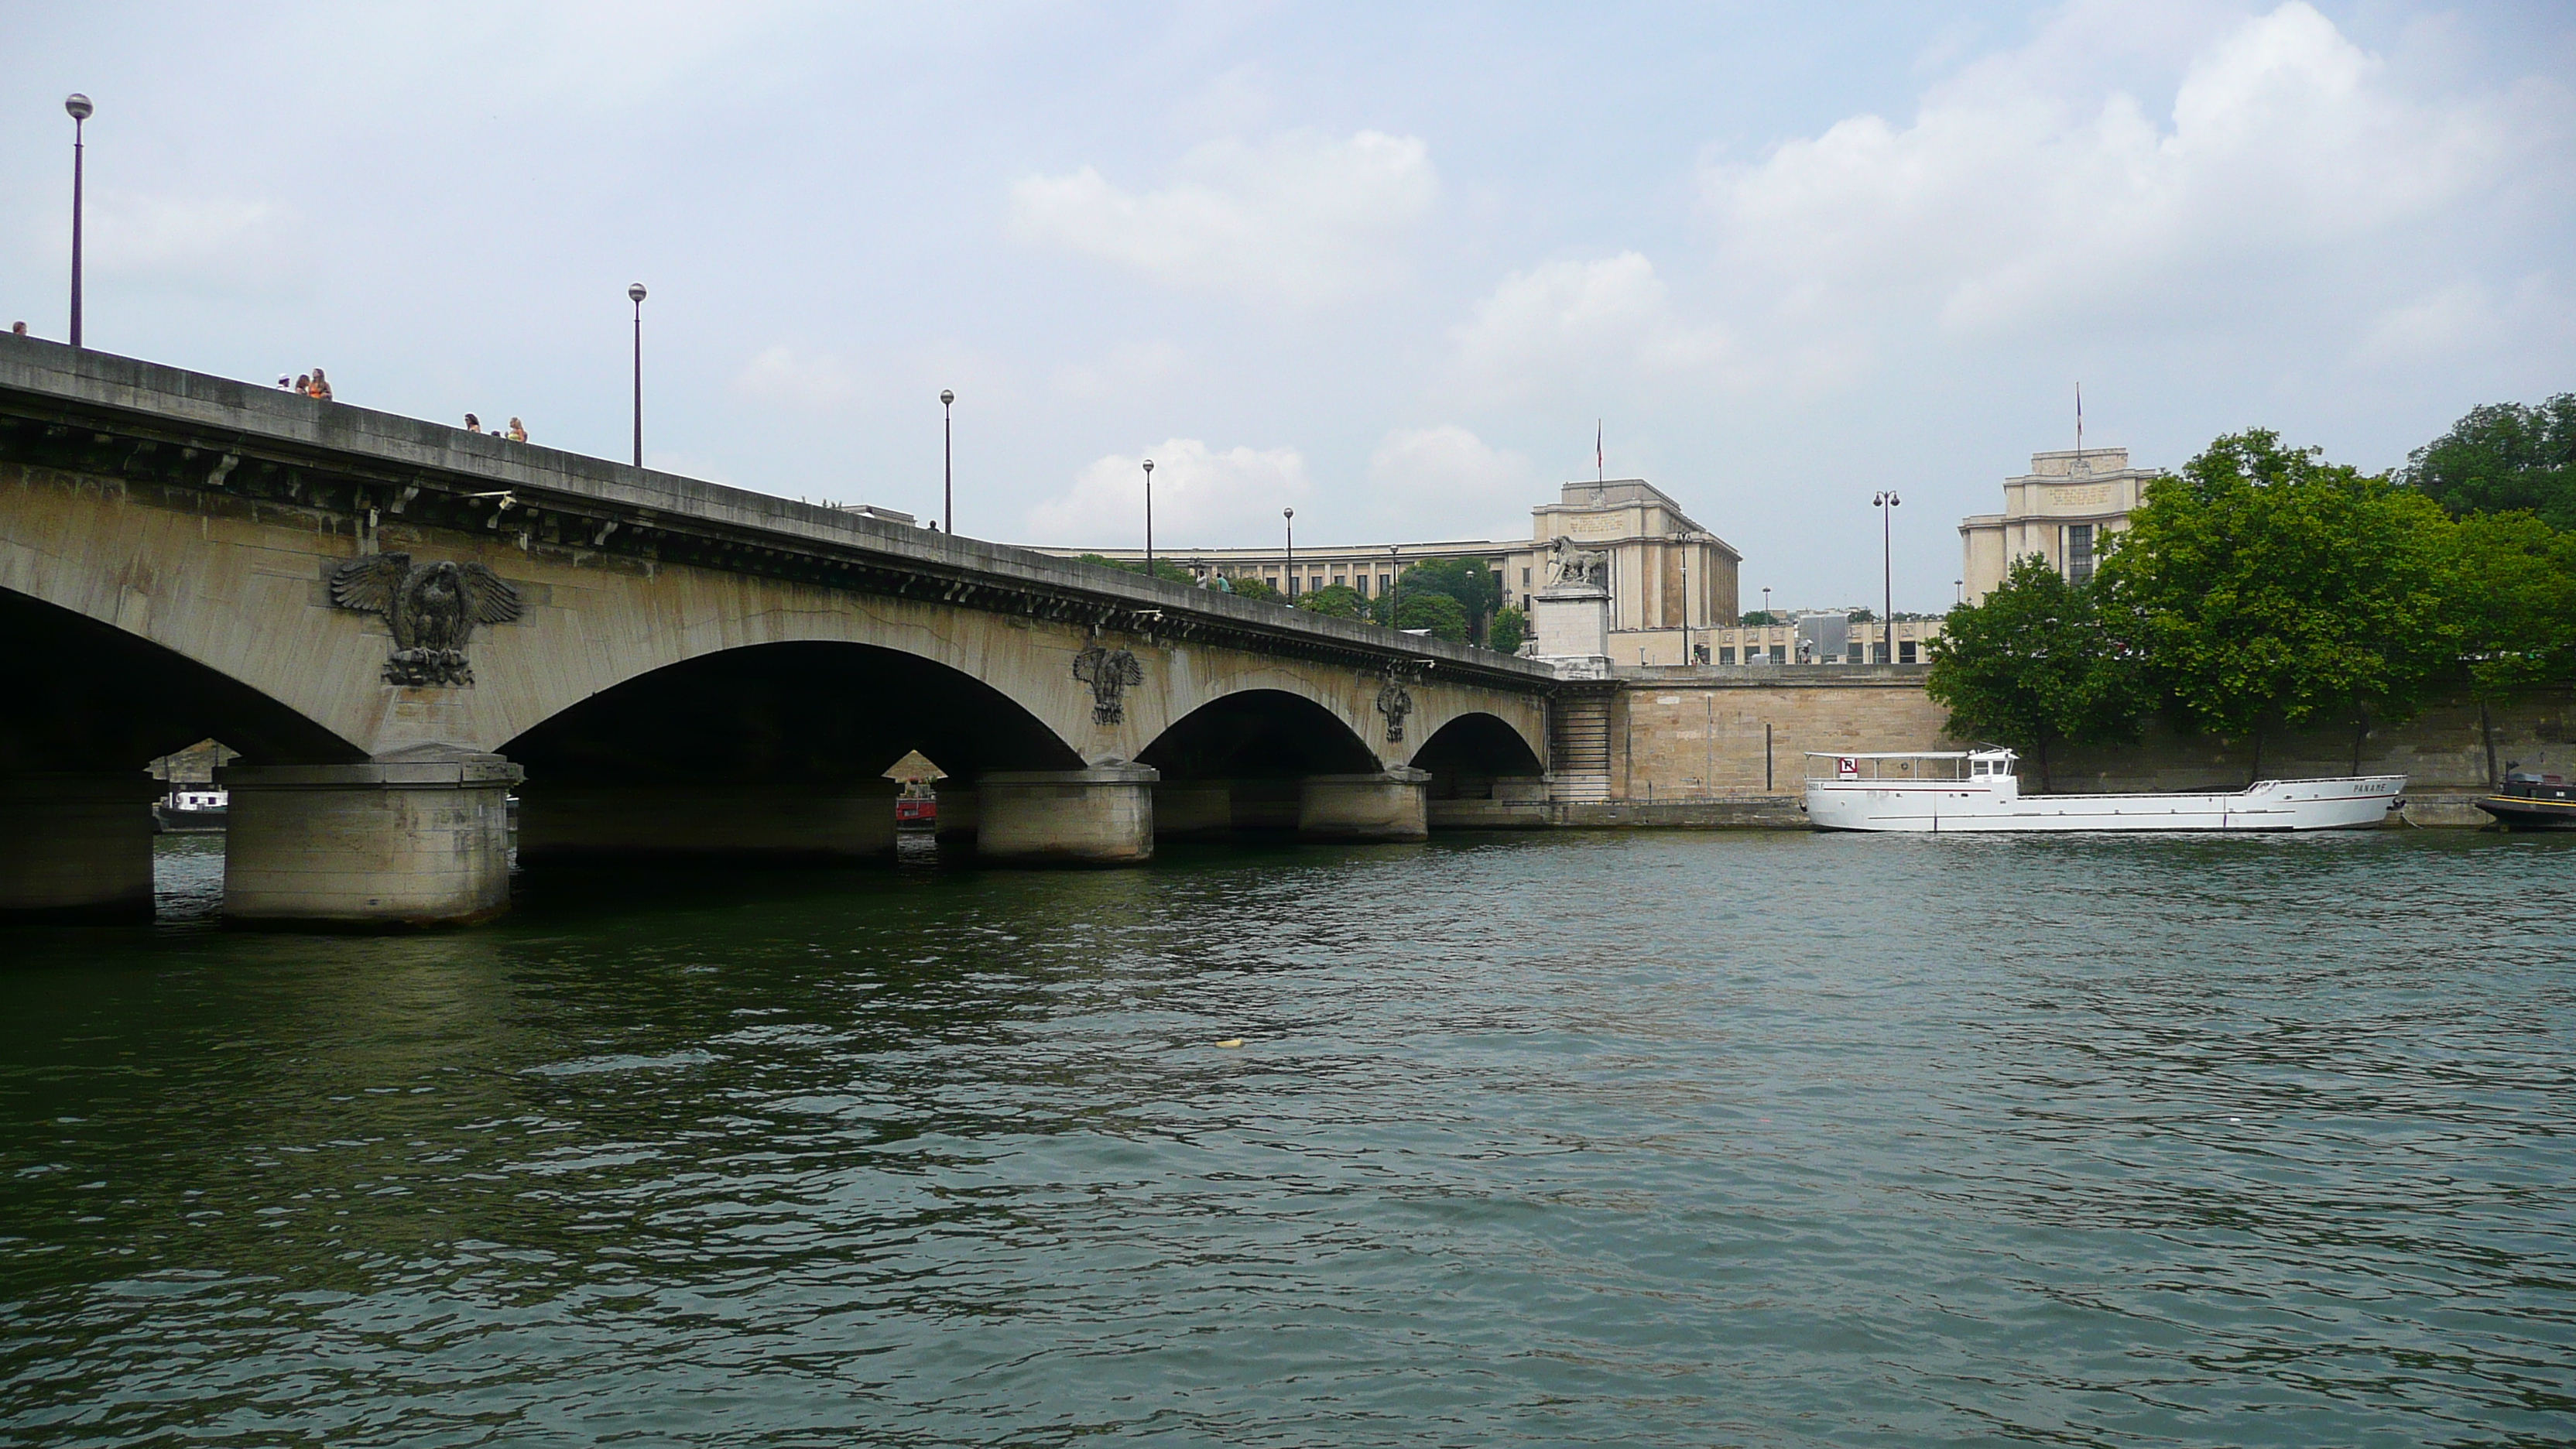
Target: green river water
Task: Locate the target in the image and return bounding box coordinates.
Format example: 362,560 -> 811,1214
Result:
3,829 -> 2572,1446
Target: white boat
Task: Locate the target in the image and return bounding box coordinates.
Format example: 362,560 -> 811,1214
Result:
1803,749 -> 2404,833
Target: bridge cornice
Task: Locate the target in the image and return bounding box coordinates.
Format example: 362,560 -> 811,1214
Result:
0,335 -> 1555,695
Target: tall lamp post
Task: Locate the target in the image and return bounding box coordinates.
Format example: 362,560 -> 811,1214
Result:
940,389 -> 954,533
1142,459 -> 1155,574
628,283 -> 647,468
1873,491 -> 1901,662
1283,508 -> 1295,598
65,94 -> 93,348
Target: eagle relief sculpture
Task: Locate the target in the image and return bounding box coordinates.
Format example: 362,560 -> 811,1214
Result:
329,553 -> 523,687
1072,644 -> 1144,726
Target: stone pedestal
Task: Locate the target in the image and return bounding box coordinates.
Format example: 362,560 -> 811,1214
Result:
220,749 -> 520,930
516,779 -> 898,865
1153,781 -> 1231,840
0,773 -> 160,923
1299,768 -> 1431,841
1530,582 -> 1611,661
978,763 -> 1158,865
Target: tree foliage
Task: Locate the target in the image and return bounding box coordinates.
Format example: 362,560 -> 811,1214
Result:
2400,393 -> 2576,530
1395,592 -> 1470,642
1924,556 -> 2147,791
1488,605 -> 1529,654
1388,559 -> 1500,636
1226,575 -> 1282,602
2445,510 -> 2576,704
1294,583 -> 1368,620
2099,430 -> 2461,779
1738,610 -> 1780,626
1076,553 -> 1196,585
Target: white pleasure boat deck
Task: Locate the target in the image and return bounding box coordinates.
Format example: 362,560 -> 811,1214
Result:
1803,749 -> 2403,833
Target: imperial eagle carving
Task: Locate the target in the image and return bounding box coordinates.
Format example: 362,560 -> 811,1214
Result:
329,553 -> 523,687
1072,645 -> 1144,725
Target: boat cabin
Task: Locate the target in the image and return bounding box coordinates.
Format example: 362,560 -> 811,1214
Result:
1804,748 -> 2020,786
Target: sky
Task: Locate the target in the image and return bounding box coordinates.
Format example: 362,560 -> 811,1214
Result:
4,1 -> 2571,612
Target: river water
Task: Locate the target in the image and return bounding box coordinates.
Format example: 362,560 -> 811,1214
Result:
3,829 -> 2571,1446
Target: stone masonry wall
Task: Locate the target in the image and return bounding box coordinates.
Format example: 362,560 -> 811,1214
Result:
1607,667 -> 2573,803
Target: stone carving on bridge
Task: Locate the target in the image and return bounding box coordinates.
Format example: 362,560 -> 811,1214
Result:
1544,534 -> 1609,589
330,553 -> 524,687
1072,645 -> 1145,725
1376,681 -> 1414,742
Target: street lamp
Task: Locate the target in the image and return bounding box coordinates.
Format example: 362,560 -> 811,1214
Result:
65,94 -> 92,348
1873,491 -> 1902,662
1142,458 -> 1155,574
628,283 -> 647,468
1283,507 -> 1294,597
940,389 -> 954,533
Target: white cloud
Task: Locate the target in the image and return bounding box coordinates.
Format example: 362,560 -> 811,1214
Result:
1024,438 -> 1313,548
1009,129 -> 1438,303
732,345 -> 864,410
1446,252 -> 1736,405
1052,341 -> 1187,402
87,193 -> 291,289
1365,426 -> 1533,540
1698,2 -> 2547,344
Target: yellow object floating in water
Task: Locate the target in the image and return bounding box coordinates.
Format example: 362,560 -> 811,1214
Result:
1215,1039 -> 1245,1049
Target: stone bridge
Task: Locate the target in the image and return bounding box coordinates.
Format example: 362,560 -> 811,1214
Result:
0,337 -> 1556,927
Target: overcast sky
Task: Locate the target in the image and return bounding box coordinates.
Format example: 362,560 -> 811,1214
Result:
5,2 -> 2571,611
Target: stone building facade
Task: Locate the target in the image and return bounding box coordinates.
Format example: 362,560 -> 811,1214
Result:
1052,478 -> 1741,663
1958,447 -> 2160,605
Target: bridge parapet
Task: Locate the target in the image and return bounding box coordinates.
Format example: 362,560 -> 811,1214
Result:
0,334 -> 1553,695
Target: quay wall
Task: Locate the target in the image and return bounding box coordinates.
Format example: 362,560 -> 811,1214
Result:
1594,666 -> 2572,827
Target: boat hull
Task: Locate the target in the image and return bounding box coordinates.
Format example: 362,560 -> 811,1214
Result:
1806,776 -> 2406,833
2473,795 -> 2576,830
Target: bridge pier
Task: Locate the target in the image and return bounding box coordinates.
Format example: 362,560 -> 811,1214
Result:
0,773 -> 160,923
1153,781 -> 1232,841
219,749 -> 520,929
933,787 -> 978,852
977,763 -> 1158,865
1299,769 -> 1432,842
516,779 -> 898,865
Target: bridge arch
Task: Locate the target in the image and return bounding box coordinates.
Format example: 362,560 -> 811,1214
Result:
1136,688 -> 1379,783
0,586 -> 362,770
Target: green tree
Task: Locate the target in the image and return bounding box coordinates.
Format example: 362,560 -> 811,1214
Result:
1488,605 -> 1529,653
1738,609 -> 1780,626
1226,574 -> 1283,603
1074,553 -> 1195,585
2100,430 -> 2461,781
1389,558 -> 1501,638
1295,583 -> 1368,620
1395,591 -> 1470,642
2445,510 -> 2576,783
1923,556 -> 2147,792
2400,393 -> 2576,529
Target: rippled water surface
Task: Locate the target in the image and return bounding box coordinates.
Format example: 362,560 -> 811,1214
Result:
5,829 -> 2574,1446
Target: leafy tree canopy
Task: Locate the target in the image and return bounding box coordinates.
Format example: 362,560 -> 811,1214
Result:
1738,610 -> 1780,626
1227,574 -> 1283,603
1488,605 -> 1529,654
1395,592 -> 1470,642
2400,393 -> 2576,530
1295,584 -> 1368,620
1924,556 -> 2147,791
2444,509 -> 2576,703
1075,553 -> 1195,585
2099,430 -> 2461,776
1392,559 -> 1501,623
